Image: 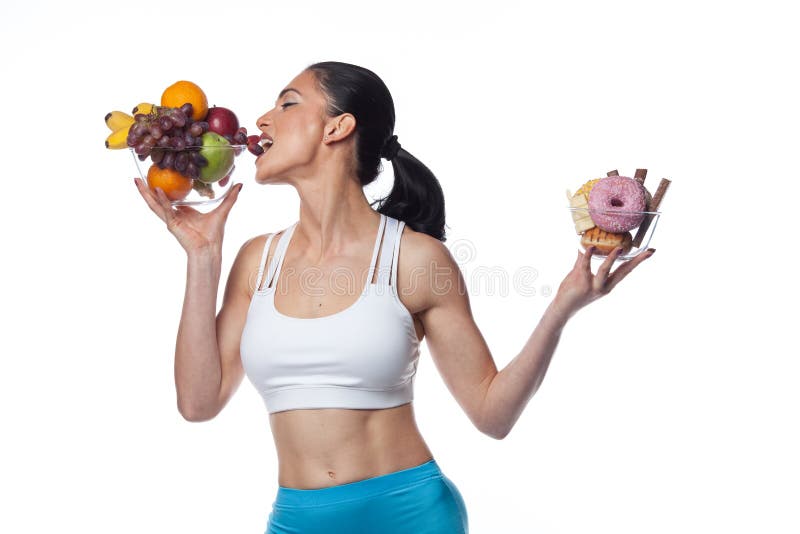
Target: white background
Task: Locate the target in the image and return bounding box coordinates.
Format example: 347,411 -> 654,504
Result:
1,1 -> 798,533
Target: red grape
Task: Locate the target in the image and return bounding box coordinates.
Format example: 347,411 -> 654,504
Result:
189,123 -> 203,137
175,151 -> 189,172
158,116 -> 173,132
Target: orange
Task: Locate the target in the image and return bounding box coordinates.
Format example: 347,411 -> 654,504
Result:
147,165 -> 194,201
161,80 -> 208,122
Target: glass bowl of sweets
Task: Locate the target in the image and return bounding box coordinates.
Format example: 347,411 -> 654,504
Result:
566,168 -> 671,261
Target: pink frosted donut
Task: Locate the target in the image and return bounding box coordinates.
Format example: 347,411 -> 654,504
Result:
588,176 -> 647,233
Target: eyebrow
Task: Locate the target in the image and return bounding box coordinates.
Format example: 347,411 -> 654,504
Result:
276,87 -> 302,101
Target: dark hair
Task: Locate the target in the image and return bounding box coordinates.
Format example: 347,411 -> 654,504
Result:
305,61 -> 448,242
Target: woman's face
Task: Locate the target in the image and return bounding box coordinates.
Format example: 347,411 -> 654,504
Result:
254,69 -> 332,184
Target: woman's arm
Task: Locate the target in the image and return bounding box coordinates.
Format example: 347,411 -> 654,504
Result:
481,246 -> 654,438
416,235 -> 654,440
174,248 -> 225,420
134,177 -> 251,422
478,300 -> 568,439
175,237 -> 264,421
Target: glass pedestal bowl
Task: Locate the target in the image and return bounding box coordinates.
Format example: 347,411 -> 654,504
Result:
131,144 -> 245,208
568,207 -> 661,261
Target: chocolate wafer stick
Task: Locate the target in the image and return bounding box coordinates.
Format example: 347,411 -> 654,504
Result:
632,178 -> 671,248
649,178 -> 671,209
634,168 -> 647,185
607,169 -> 619,177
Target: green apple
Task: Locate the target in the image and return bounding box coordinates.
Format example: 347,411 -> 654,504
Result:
198,132 -> 235,183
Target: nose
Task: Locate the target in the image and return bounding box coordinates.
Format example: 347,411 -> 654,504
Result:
256,109 -> 273,131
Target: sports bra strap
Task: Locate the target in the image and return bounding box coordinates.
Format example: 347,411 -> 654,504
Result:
366,214 -> 387,288
265,222 -> 298,290
254,232 -> 277,292
260,215 -> 391,293
376,216 -> 399,286
391,220 -> 406,288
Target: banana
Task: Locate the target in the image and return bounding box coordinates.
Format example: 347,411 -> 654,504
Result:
105,123 -> 132,150
131,102 -> 156,115
104,110 -> 134,131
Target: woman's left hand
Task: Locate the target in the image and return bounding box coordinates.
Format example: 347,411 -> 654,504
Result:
551,246 -> 655,320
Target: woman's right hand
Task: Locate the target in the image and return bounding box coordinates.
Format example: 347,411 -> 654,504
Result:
134,177 -> 244,254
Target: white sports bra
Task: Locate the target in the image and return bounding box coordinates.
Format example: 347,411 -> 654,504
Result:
240,213 -> 421,415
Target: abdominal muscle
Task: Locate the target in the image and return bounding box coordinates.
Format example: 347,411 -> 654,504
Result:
269,401 -> 434,489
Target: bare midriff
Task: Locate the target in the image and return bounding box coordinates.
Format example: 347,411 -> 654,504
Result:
270,401 -> 434,489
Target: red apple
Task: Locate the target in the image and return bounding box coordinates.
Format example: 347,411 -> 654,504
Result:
206,106 -> 240,138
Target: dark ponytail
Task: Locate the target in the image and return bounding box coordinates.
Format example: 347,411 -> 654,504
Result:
306,61 -> 448,242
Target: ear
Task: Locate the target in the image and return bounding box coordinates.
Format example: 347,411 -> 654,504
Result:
323,113 -> 357,143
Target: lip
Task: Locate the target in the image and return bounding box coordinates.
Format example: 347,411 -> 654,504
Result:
254,134 -> 272,163
258,133 -> 274,154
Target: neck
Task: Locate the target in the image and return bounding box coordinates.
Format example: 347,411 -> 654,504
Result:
291,166 -> 380,262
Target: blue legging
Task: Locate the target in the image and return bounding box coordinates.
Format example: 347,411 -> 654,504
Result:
265,459 -> 469,533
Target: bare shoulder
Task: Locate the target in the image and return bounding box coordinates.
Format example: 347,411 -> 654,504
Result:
231,231 -> 282,299
397,224 -> 463,316
398,224 -> 450,269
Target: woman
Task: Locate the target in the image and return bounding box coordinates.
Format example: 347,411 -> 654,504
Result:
134,61 -> 654,533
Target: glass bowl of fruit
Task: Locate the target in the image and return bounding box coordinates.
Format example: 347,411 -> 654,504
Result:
127,103 -> 250,207
566,169 -> 671,261
130,143 -> 244,206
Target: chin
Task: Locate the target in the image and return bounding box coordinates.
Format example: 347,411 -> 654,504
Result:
254,159 -> 275,183
255,166 -> 286,185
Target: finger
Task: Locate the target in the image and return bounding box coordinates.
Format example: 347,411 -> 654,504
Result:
595,247 -> 622,288
134,177 -> 167,223
574,249 -> 583,269
153,186 -> 178,225
605,249 -> 655,292
214,182 -> 243,219
134,176 -> 164,212
581,246 -> 595,272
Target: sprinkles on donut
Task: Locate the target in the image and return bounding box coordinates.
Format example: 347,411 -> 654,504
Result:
587,175 -> 647,233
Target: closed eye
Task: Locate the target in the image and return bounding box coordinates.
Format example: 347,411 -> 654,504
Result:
281,102 -> 296,110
